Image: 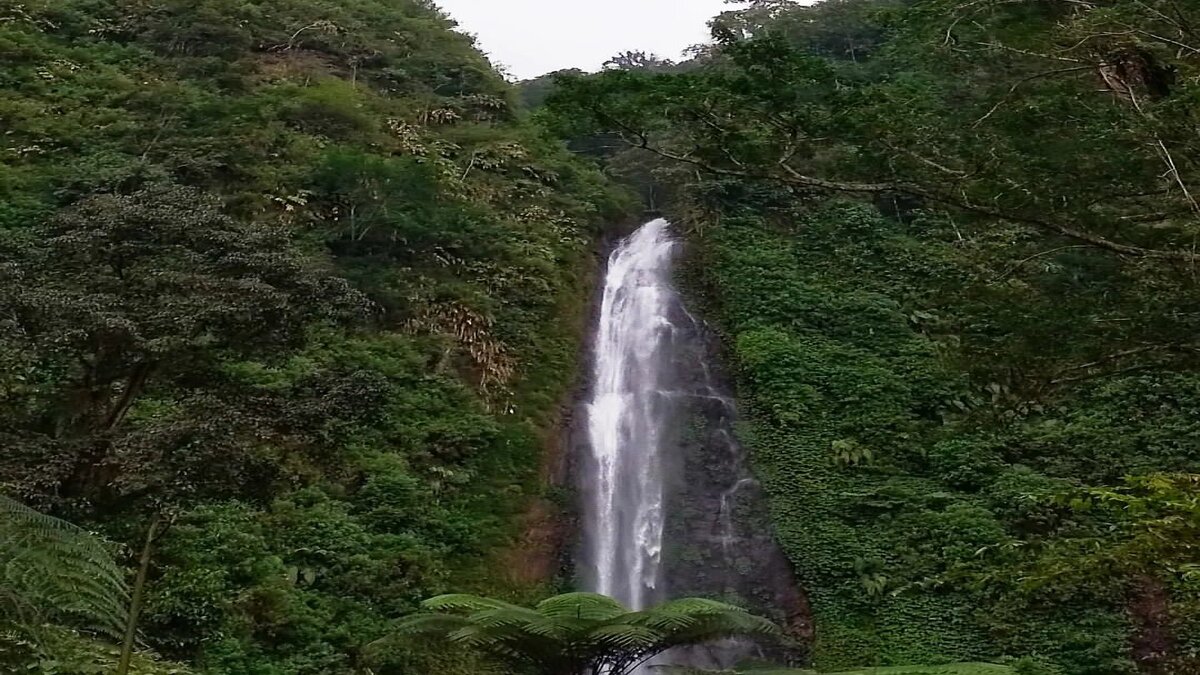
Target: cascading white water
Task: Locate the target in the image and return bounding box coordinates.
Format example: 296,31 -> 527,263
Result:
583,218 -> 678,613
578,219 -> 803,671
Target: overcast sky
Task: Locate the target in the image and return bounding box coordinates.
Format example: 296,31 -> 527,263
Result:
433,0 -> 735,80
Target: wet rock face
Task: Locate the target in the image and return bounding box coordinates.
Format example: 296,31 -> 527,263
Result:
660,300 -> 812,668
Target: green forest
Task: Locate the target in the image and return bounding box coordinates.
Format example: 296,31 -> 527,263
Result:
2,0 -> 1199,673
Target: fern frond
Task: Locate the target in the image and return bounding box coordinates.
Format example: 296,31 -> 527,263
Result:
585,623 -> 661,650
421,593 -> 520,613
535,592 -> 627,621
623,609 -> 701,632
652,598 -> 745,615
0,495 -> 130,640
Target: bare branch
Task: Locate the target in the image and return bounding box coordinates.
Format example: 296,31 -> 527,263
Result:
1134,30 -> 1200,55
1049,344 -> 1200,385
972,41 -> 1087,63
973,66 -> 1092,127
992,245 -> 1093,281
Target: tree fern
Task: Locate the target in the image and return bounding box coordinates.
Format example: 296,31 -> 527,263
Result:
376,591 -> 781,675
0,495 -> 130,644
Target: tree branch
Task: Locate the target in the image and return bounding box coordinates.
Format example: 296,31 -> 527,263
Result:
104,361 -> 154,432
599,110 -> 1199,260
970,41 -> 1087,63
1049,344 -> 1200,384
992,245 -> 1093,281
972,66 -> 1093,127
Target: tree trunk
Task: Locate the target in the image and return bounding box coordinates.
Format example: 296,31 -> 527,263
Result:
117,516 -> 161,675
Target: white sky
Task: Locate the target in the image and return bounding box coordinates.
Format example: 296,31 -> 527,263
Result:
433,0 -> 736,80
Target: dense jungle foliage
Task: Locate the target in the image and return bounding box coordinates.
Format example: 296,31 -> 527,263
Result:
543,0 -> 1200,673
0,0 -> 633,672
7,0 -> 1200,673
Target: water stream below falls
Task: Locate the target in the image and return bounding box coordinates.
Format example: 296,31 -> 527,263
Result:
578,219 -> 809,671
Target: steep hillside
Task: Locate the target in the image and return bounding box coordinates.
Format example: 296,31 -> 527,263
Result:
0,1 -> 632,672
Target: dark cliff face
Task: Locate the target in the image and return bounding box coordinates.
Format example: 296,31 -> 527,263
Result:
660,296 -> 812,668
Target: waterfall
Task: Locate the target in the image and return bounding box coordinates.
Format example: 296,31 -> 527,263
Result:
578,218 -> 809,671
583,218 -> 677,611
